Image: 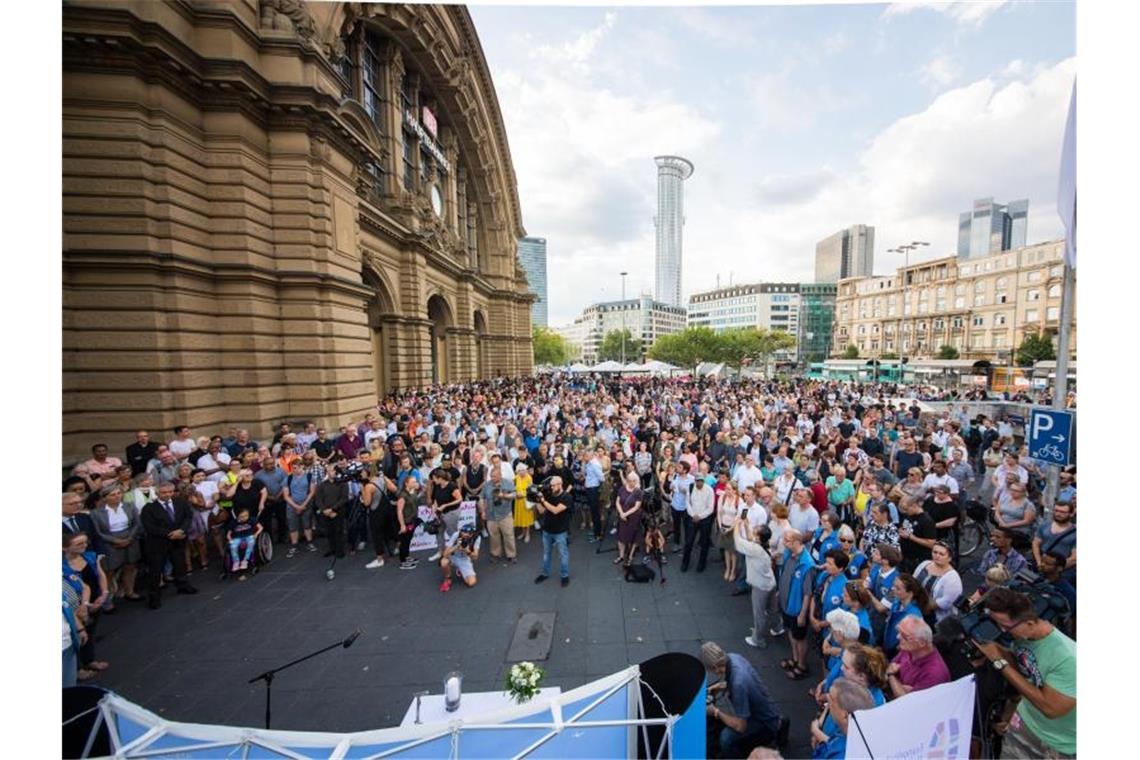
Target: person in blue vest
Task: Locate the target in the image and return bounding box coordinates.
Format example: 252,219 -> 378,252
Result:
809,550 -> 851,653
777,528 -> 817,681
810,678 -> 875,759
881,573 -> 931,659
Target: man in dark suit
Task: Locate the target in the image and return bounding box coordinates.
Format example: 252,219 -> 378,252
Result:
140,481 -> 198,609
125,429 -> 161,476
62,492 -> 104,555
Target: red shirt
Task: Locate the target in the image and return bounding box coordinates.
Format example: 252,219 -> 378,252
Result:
810,482 -> 829,515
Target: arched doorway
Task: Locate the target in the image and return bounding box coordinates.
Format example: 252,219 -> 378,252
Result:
473,309 -> 488,379
427,294 -> 454,384
364,268 -> 396,400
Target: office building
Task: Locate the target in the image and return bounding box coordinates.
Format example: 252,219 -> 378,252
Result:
518,237 -> 549,327
957,197 -> 1029,259
815,225 -> 875,283
687,282 -> 801,363
570,296 -> 686,363
798,284 -> 837,364
653,156 -> 694,307
62,2 -> 535,460
832,240 -> 1075,362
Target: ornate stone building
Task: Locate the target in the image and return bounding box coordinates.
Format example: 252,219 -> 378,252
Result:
830,240 -> 1076,362
63,1 -> 534,459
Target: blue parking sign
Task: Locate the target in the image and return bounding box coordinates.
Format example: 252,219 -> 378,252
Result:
1028,408 -> 1073,466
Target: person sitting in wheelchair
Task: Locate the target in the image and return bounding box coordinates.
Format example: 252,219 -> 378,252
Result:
226,507 -> 263,580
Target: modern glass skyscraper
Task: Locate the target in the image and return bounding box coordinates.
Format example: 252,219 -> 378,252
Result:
653,155 -> 694,307
798,283 -> 837,363
518,236 -> 548,327
957,197 -> 1029,259
814,225 -> 874,283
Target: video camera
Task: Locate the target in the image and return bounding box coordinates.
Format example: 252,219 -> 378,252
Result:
525,476 -> 557,504
333,460 -> 367,484
939,570 -> 1071,662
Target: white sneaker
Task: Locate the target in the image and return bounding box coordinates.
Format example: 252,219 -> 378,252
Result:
365,558 -> 384,569
744,635 -> 767,649
428,551 -> 442,562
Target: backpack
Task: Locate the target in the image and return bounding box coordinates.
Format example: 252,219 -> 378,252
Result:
625,563 -> 655,583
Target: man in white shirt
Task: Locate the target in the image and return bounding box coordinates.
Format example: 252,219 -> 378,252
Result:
921,459 -> 960,497
740,487 -> 768,533
682,475 -> 716,573
734,454 -> 763,493
788,488 -> 821,535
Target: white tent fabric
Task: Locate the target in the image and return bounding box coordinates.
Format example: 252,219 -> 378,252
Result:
590,360 -> 625,373
568,363 -> 591,373
640,360 -> 678,375
75,667 -> 683,759
622,362 -> 649,373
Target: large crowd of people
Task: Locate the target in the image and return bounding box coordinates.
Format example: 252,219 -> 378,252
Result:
61,373 -> 1076,758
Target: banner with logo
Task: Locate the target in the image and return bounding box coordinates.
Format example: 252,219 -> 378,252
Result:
410,500 -> 478,552
844,675 -> 974,760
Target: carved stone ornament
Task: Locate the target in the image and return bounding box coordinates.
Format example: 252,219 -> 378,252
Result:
260,0 -> 317,43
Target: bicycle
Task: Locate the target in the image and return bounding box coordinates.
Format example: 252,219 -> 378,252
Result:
957,498 -> 990,559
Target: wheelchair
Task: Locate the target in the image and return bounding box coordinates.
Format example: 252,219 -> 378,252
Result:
219,530 -> 274,581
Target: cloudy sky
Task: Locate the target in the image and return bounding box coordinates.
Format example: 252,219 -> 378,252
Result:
469,1 -> 1076,326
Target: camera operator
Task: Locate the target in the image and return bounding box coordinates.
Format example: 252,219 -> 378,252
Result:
439,524 -> 480,592
972,588 -> 1076,758
533,476 -> 571,587
700,641 -> 786,757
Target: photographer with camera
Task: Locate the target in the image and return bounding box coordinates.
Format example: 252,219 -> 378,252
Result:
438,523 -> 480,593
533,475 -> 572,587
481,464 -> 517,563
972,588 -> 1076,758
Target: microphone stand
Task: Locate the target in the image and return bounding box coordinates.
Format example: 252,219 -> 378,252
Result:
248,630 -> 361,728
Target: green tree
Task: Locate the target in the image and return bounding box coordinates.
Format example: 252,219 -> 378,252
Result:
597,329 -> 642,362
1016,331 -> 1056,367
532,327 -> 569,366
880,351 -> 899,360
936,345 -> 960,360
648,327 -> 721,370
719,328 -> 797,375
842,344 -> 859,359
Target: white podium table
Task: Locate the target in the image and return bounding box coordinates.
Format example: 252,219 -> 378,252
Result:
400,687 -> 562,727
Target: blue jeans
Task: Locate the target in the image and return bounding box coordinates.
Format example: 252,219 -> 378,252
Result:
541,531 -> 570,579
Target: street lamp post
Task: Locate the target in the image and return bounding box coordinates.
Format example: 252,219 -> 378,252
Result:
620,271 -> 628,365
887,240 -> 929,386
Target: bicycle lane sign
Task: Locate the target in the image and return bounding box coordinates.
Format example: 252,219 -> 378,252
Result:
1028,408 -> 1073,466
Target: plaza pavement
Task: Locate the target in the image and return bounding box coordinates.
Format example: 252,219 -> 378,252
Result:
94,529 -> 822,757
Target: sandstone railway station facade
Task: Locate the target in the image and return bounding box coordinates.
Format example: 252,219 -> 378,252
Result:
63,1 -> 535,460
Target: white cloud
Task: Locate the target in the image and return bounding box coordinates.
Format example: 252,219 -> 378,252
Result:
492,13 -> 722,324
681,57 -> 1076,295
884,1 -> 1010,26
920,54 -> 963,88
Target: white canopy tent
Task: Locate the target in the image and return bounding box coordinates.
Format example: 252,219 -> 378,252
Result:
567,362 -> 591,373
590,360 -> 625,373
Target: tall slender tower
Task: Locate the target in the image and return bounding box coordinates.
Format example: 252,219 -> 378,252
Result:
653,155 -> 694,307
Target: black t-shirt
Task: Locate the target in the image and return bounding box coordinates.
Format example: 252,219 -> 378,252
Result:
232,481 -> 266,514
923,497 -> 959,542
900,510 -> 937,570
539,491 -> 572,534
126,441 -> 160,476
312,438 -> 336,460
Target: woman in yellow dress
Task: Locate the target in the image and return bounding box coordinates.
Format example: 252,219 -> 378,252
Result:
514,463 -> 535,543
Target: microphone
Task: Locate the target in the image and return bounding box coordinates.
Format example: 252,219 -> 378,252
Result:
343,630 -> 362,649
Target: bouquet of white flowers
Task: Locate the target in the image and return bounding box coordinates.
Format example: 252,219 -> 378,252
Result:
504,661 -> 545,704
